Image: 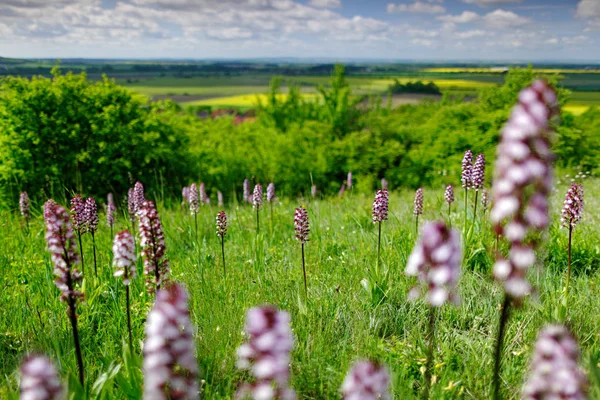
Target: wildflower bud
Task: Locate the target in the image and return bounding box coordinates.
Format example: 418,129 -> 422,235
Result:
107,193 -> 116,228
20,192 -> 31,223
372,190 -> 389,223
243,179 -> 251,203
127,188 -> 135,224
43,199 -> 57,224
381,178 -> 388,191
218,191 -> 224,207
236,306 -> 295,400
20,355 -> 63,400
472,154 -> 485,190
181,186 -> 190,206
113,231 -> 136,286
445,185 -> 454,205
311,185 -> 317,198
133,181 -> 145,214
481,189 -> 490,212
143,283 -> 199,400
70,195 -> 86,233
294,206 -> 309,244
522,325 -> 588,400
138,200 -> 169,294
461,150 -> 473,189
216,211 -> 227,238
341,360 -> 390,400
84,197 -> 98,234
189,183 -> 199,215
560,183 -> 584,229
200,183 -> 209,205
44,201 -> 83,304
267,183 -> 275,203
347,172 -> 353,189
491,80 -> 558,299
413,188 -> 424,217
253,184 -> 263,210
405,221 -> 461,306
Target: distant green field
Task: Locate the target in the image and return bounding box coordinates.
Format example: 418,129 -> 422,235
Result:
120,73 -> 600,114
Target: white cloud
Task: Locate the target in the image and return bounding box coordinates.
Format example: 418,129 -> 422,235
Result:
576,0 -> 600,18
387,1 -> 445,14
206,27 -> 254,40
482,9 -> 529,29
411,38 -> 435,46
561,35 -> 589,45
461,0 -> 523,6
577,0 -> 600,30
408,28 -> 440,37
544,36 -> 590,46
437,11 -> 479,23
307,0 -> 341,8
455,29 -> 486,39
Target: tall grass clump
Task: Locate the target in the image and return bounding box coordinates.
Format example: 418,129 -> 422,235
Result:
490,80 -> 558,400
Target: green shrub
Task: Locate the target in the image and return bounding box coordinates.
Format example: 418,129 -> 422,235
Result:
0,67 -> 192,208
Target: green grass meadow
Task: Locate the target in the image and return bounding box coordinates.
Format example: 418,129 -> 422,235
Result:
1,179 -> 599,398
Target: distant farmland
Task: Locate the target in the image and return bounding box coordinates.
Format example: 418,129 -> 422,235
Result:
120,73 -> 600,115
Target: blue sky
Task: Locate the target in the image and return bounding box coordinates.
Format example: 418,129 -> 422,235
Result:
0,0 -> 598,61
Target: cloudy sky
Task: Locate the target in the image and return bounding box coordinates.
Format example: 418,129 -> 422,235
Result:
0,0 -> 598,61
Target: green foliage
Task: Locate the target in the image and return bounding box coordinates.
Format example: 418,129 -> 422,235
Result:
555,108 -> 600,172
0,64 -> 598,207
183,66 -> 600,197
255,77 -> 320,132
0,67 -> 192,207
388,80 -> 441,95
317,64 -> 363,137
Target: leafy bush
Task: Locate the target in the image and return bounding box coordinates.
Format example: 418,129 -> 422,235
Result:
388,80 -> 441,95
0,65 -> 597,207
0,67 -> 192,207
